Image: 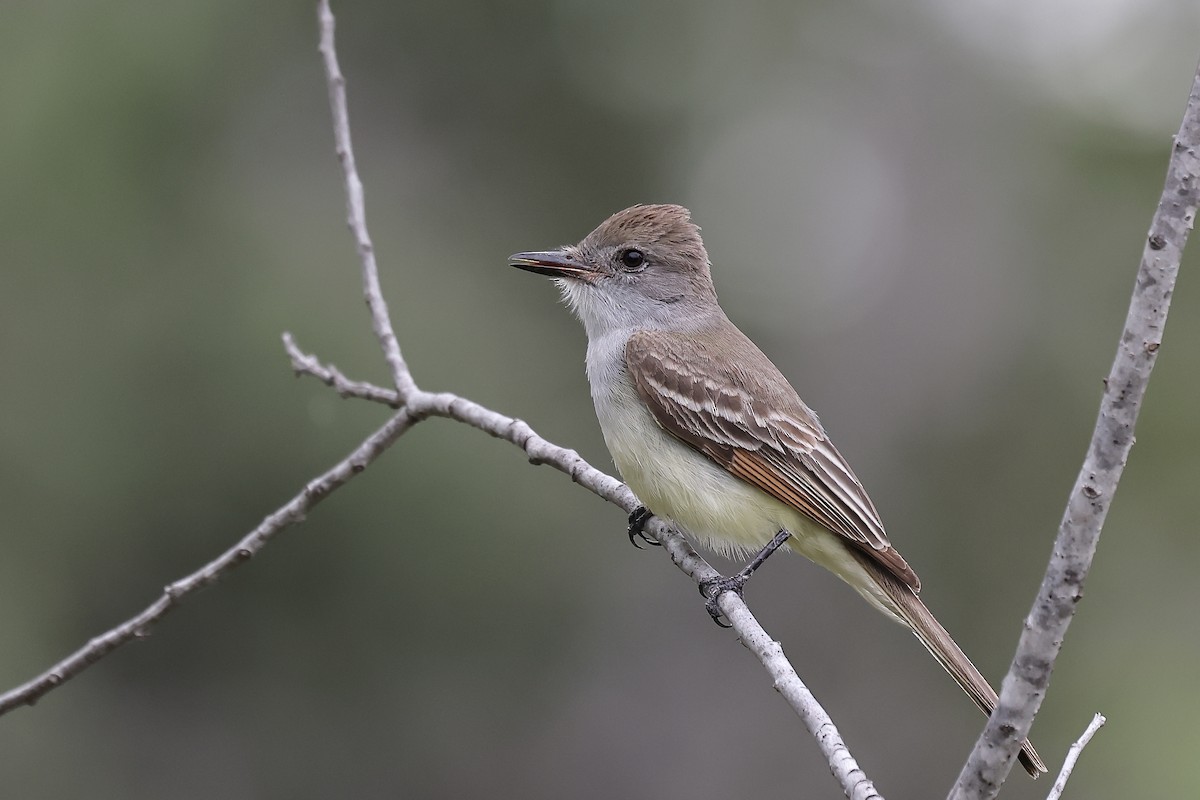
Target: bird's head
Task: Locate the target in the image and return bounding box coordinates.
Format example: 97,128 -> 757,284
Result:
509,204 -> 719,336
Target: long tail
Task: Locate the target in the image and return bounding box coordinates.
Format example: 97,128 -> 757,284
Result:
853,552 -> 1047,778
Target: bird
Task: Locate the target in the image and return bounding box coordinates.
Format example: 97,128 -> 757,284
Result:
508,203 -> 1046,778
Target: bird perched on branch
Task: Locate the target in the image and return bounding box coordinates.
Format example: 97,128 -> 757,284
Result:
510,204 -> 1045,778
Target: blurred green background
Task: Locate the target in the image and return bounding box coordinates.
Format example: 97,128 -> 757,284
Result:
3,1 -> 1199,797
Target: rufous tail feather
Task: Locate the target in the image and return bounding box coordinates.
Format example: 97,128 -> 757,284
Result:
853,552 -> 1047,778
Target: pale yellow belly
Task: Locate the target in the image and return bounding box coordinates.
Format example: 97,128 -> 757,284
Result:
599,392 -> 900,621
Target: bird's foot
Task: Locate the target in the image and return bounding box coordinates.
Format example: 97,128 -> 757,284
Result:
698,529 -> 792,627
698,574 -> 748,628
627,506 -> 660,548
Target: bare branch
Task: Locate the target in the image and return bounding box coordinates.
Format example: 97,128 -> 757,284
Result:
284,332 -> 402,406
948,63 -> 1200,799
0,409 -> 416,715
316,0 -> 416,401
721,595 -> 884,800
1045,714 -> 1106,800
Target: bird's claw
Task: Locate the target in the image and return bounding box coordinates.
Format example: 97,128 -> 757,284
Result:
698,574 -> 747,628
696,530 -> 792,627
627,506 -> 659,548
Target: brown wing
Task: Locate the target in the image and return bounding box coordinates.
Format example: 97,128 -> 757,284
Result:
625,328 -> 919,590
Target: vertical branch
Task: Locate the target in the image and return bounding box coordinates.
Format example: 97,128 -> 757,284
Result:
949,61 -> 1200,799
316,0 -> 418,401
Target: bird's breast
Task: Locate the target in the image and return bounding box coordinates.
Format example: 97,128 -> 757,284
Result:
587,343 -> 786,557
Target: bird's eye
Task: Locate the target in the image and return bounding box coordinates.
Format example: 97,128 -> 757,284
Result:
620,249 -> 646,271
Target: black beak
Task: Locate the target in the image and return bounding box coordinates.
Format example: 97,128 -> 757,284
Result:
508,250 -> 597,280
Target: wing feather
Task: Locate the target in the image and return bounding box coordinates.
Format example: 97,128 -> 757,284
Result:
626,329 -> 919,590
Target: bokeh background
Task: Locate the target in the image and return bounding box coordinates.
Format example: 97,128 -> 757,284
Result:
3,1 -> 1199,797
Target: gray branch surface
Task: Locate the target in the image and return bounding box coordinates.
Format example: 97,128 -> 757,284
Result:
317,0 -> 415,401
947,63 -> 1200,800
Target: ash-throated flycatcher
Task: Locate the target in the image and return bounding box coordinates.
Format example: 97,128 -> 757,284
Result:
509,204 -> 1045,777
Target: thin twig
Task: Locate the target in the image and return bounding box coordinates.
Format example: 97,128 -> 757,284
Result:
948,63 -> 1200,799
317,0 -> 416,402
284,332 -> 402,406
0,409 -> 416,714
1045,714 -> 1106,800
